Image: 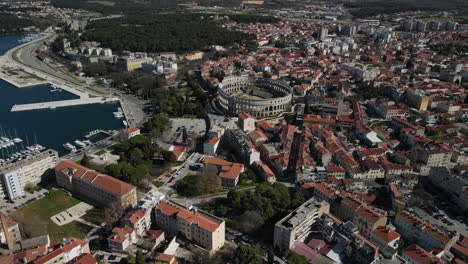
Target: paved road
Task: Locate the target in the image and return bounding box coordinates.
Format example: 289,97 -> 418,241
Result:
14,34 -> 83,84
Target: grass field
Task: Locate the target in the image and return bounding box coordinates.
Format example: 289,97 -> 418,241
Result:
82,207 -> 106,225
94,149 -> 106,156
10,190 -> 92,243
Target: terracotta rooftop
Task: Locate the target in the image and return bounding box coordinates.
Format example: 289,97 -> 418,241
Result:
156,202 -> 220,233
373,225 -> 401,243
239,113 -> 255,120
126,127 -> 140,134
155,253 -> 176,263
402,244 -> 442,264
71,254 -> 97,264
55,160 -> 136,196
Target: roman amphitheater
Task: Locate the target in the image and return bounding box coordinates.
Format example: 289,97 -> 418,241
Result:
217,76 -> 293,118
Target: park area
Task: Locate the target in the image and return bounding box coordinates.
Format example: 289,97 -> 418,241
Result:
10,190 -> 95,243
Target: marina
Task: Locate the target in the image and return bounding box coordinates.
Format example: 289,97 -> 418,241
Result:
10,97 -> 119,112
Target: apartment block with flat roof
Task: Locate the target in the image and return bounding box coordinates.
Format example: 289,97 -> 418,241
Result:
274,198 -> 330,252
0,149 -> 58,200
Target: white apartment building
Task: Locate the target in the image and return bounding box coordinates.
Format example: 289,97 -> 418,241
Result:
0,149 -> 58,200
273,198 -> 330,252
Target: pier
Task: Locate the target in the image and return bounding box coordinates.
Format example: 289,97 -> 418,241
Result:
84,129 -> 113,139
11,97 -> 119,112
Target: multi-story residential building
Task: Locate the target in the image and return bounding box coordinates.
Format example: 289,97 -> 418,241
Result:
355,124 -> 383,147
117,56 -> 148,71
203,136 -> 220,156
326,166 -> 345,179
33,237 -> 93,264
155,253 -> 178,264
126,127 -> 140,139
428,167 -> 468,208
318,214 -> 379,264
0,149 -> 58,200
254,161 -> 276,183
55,160 -> 137,208
203,156 -> 244,187
377,105 -> 406,120
107,226 -> 137,252
121,209 -> 149,237
353,205 -> 388,238
408,147 -> 452,175
238,113 -> 256,132
361,159 -> 385,179
394,210 -> 458,252
401,244 -> 442,264
225,128 -> 260,165
0,214 -> 21,249
313,182 -> 387,238
370,225 -> 401,258
154,200 -> 225,254
273,198 -> 330,252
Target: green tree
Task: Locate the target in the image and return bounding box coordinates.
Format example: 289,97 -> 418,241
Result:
80,152 -> 91,168
232,244 -> 263,264
268,246 -> 275,264
145,113 -> 171,135
285,249 -> 307,264
162,150 -> 176,163
290,192 -> 305,209
136,249 -> 144,264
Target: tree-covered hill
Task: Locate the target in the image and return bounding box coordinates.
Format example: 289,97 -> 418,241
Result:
81,13 -> 256,53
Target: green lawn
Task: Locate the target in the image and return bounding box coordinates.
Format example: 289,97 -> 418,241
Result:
94,150 -> 107,156
11,190 -> 92,243
82,207 -> 106,225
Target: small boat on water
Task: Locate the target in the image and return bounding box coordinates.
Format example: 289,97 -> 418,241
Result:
123,120 -> 128,127
74,140 -> 87,148
63,143 -> 77,152
13,138 -> 22,143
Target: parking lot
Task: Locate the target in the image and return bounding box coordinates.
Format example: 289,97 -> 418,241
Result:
412,193 -> 468,236
0,188 -> 48,213
163,118 -> 206,145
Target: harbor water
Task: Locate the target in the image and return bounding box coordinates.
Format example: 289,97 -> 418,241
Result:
0,34 -> 123,156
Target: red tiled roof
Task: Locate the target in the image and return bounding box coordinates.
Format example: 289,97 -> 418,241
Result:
148,230 -> 164,240
373,225 -> 401,242
155,253 -> 175,262
127,127 -> 140,134
356,206 -> 386,224
205,136 -> 220,145
71,254 -> 97,264
239,113 -> 254,120
156,202 -> 220,233
55,160 -> 136,196
204,157 -> 244,180
123,209 -> 145,225
107,226 -> 134,244
402,244 -> 442,264
0,214 -> 17,231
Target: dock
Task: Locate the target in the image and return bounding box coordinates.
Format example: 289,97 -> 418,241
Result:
84,129 -> 113,139
11,97 -> 119,112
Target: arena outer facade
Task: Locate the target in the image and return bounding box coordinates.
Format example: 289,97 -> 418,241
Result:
217,76 -> 293,118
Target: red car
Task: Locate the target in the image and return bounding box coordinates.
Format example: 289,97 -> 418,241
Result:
169,177 -> 175,182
